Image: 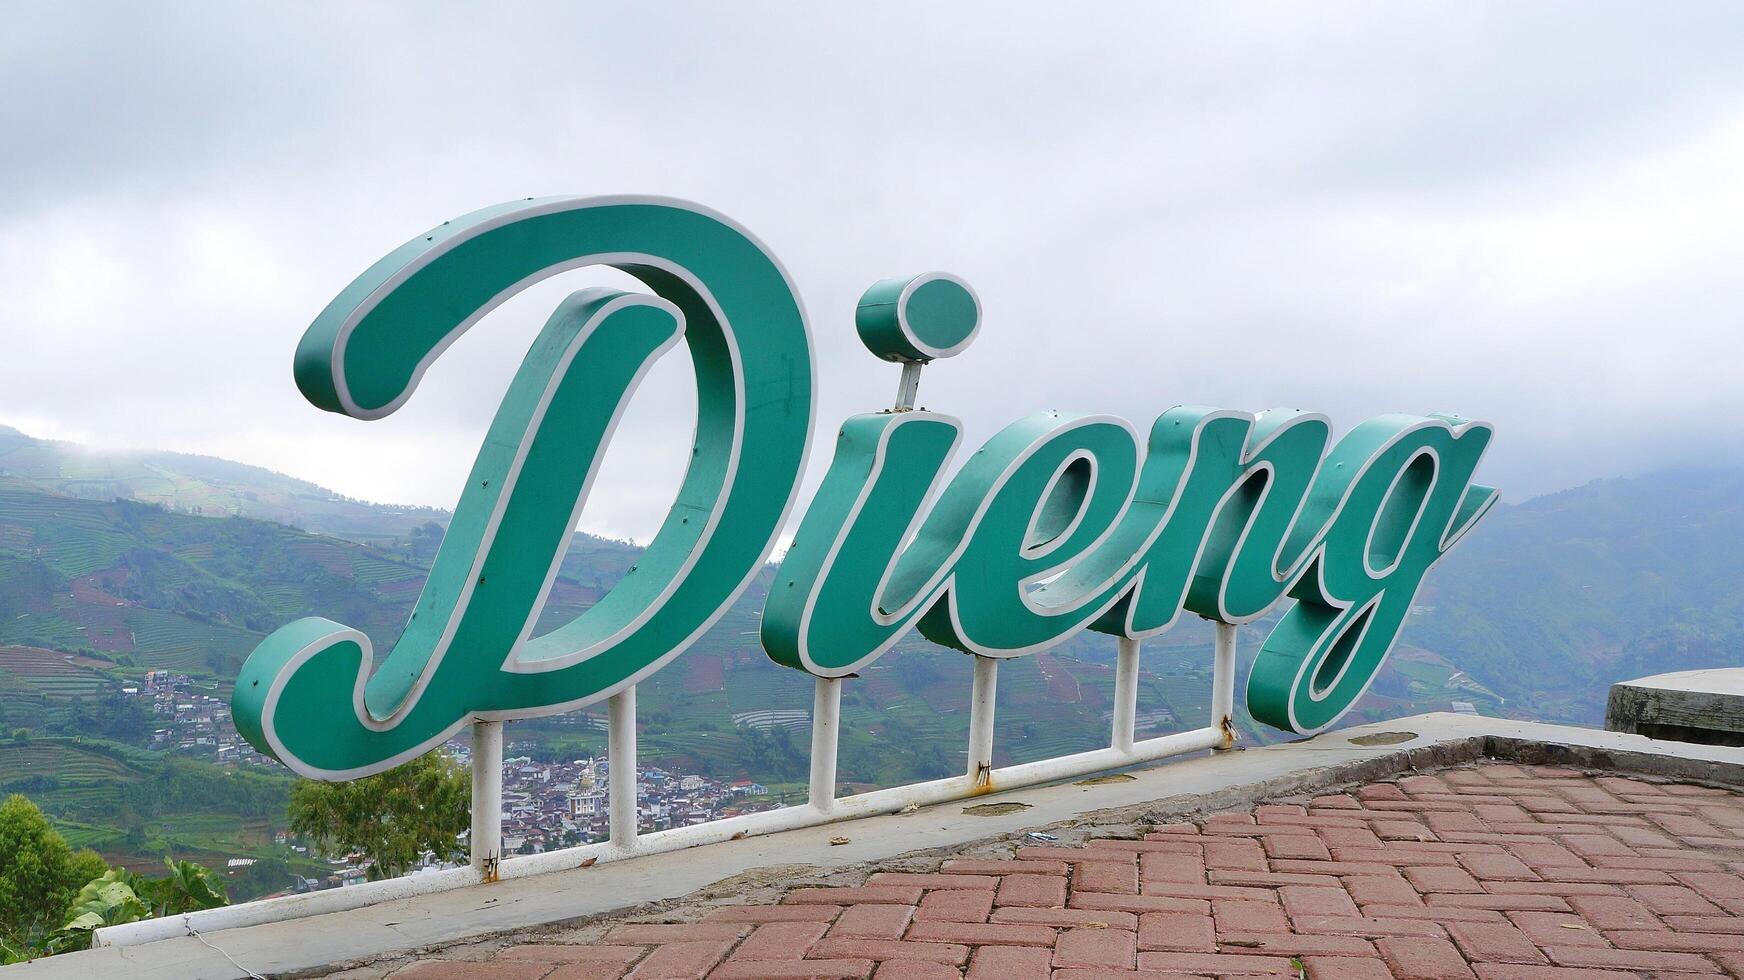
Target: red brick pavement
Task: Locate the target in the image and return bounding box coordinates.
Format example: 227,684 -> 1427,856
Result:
382,764 -> 1744,979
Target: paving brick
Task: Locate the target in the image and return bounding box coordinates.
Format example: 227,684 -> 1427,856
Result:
1678,870 -> 1744,902
1276,858 -> 1408,877
1360,904 -> 1506,924
1405,864 -> 1486,894
965,943 -> 1051,980
989,906 -> 1136,930
1293,915 -> 1447,938
1589,852 -> 1725,872
1069,891 -> 1209,915
1217,933 -> 1376,956
1481,880 -> 1612,897
1427,893 -> 1569,911
1562,893 -> 1662,930
1052,971 -> 1207,980
994,872 -> 1066,907
1345,874 -> 1424,906
1557,834 -> 1635,859
1541,944 -> 1724,971
903,920 -> 1055,946
1279,883 -> 1359,918
1138,850 -> 1204,884
1074,858 -> 1139,893
1304,955 -> 1394,979
1358,783 -> 1409,801
1211,869 -> 1340,888
1375,936 -> 1477,978
394,765 -> 1744,980
1446,921 -> 1547,964
1200,838 -> 1266,871
1652,813 -> 1723,838
1312,793 -> 1362,809
1137,950 -> 1303,974
1137,910 -> 1215,951
828,904 -> 914,940
1213,897 -> 1289,934
1607,928 -> 1744,951
549,960 -> 646,980
1425,811 -> 1491,835
1262,833 -> 1331,861
873,962 -> 958,980
1054,926 -> 1136,969
626,939 -> 733,979
806,938 -> 969,964
866,872 -> 995,890
1502,911 -> 1607,948
1532,866 -> 1674,884
916,888 -> 993,923
1375,820 -> 1440,841
706,905 -> 842,922
1332,847 -> 1458,867
1661,913 -> 1744,932
1139,881 -> 1273,901
733,921 -> 830,959
709,960 -> 873,979
1316,825 -> 1387,849
1626,882 -> 1725,915
1458,852 -> 1538,881
1609,825 -> 1678,848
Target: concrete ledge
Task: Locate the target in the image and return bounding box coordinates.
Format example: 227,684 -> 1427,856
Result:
15,712 -> 1744,979
1607,667 -> 1744,746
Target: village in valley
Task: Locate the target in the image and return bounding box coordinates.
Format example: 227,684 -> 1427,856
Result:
126,671 -> 775,892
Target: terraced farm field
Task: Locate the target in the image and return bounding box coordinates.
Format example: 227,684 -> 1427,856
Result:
0,645 -> 110,699
125,607 -> 260,674
0,738 -> 146,785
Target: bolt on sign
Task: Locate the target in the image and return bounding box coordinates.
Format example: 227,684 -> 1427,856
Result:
233,196 -> 1497,781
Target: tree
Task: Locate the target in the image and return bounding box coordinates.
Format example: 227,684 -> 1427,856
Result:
0,795 -> 108,959
53,858 -> 229,953
288,751 -> 469,880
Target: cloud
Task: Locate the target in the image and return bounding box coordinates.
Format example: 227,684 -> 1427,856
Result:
3,2 -> 1742,540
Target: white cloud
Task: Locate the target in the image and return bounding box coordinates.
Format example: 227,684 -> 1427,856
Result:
2,2 -> 1742,539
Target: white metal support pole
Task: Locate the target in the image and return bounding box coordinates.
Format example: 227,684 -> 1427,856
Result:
809,676 -> 842,812
1212,622 -> 1238,749
469,718 -> 503,881
966,656 -> 999,786
608,687 -> 638,850
1112,636 -> 1140,753
894,360 -> 923,411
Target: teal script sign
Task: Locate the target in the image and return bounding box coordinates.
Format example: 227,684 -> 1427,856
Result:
233,196 -> 1497,780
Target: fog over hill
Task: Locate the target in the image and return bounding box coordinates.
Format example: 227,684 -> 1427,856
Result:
1409,465 -> 1744,725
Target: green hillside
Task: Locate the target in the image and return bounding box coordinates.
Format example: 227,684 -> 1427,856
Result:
0,733 -> 315,892
1405,466 -> 1744,725
6,431 -> 1732,889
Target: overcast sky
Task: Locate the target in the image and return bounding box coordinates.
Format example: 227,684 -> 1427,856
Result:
3,3 -> 1741,543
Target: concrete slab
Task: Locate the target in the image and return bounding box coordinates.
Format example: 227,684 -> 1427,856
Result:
1608,667 -> 1744,746
13,711 -> 1744,980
